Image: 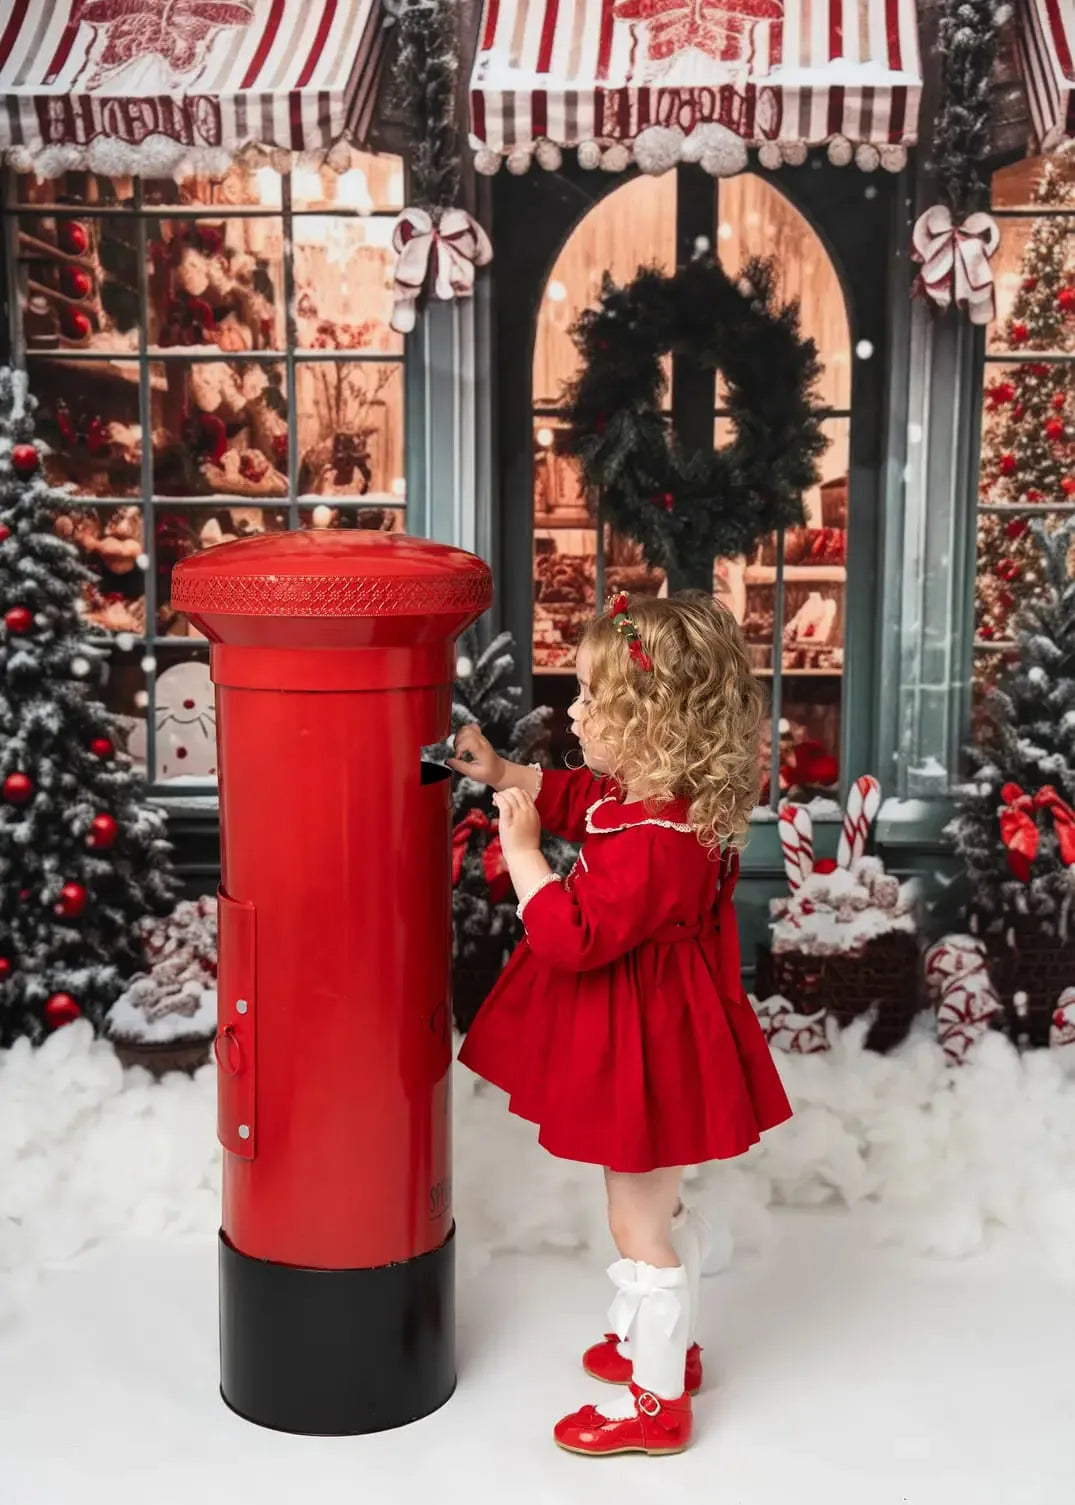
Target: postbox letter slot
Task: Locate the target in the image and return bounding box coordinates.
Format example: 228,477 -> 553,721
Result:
216,888 -> 256,1159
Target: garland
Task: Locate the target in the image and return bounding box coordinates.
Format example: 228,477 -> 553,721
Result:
560,256 -> 828,591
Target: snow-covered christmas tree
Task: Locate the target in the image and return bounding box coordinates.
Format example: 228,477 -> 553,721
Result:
951,516 -> 1075,942
978,162 -> 1075,644
427,629 -> 575,1031
0,368 -> 175,1047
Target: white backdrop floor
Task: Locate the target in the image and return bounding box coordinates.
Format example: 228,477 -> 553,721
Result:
0,1208 -> 1068,1505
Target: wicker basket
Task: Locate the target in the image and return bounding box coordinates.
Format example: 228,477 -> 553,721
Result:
756,930 -> 921,1053
984,921 -> 1075,1048
110,1033 -> 213,1077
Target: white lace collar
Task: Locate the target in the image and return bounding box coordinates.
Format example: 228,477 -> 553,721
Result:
585,794 -> 693,835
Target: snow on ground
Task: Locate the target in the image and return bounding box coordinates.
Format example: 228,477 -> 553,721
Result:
1,1019 -> 1075,1498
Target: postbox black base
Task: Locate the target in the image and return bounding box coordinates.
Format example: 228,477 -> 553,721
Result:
218,1225 -> 456,1435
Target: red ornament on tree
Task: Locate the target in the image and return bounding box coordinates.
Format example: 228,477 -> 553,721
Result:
1046,418 -> 1066,441
0,524 -> 10,542
90,736 -> 115,759
86,812 -> 119,849
44,993 -> 82,1029
999,453 -> 1017,475
1024,277 -> 1038,291
0,957 -> 10,981
61,309 -> 92,342
986,380 -> 1015,407
1063,478 -> 1075,497
1053,393 -> 1067,411
650,491 -> 675,512
4,605 -> 33,633
1025,488 -> 1044,502
60,266 -> 93,300
2,771 -> 33,804
1014,404 -> 1025,420
1010,322 -> 1029,344
55,882 -> 88,919
1058,288 -> 1075,314
996,558 -> 1020,583
979,623 -> 996,640
11,443 -> 39,476
57,221 -> 89,256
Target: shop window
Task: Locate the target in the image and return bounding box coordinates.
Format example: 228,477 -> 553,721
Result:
5,152 -> 406,790
531,171 -> 850,808
975,156 -> 1075,713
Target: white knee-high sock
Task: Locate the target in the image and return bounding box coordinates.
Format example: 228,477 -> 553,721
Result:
597,1260 -> 689,1416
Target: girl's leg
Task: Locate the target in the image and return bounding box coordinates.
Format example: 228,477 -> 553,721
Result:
604,1166 -> 684,1266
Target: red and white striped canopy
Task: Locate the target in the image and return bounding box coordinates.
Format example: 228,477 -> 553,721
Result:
0,0 -> 387,177
1019,0 -> 1075,150
470,0 -> 921,162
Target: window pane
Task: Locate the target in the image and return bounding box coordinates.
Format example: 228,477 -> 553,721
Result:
980,361 -> 1075,507
293,216 -> 401,353
151,647 -> 216,784
146,215 -> 284,351
29,357 -> 147,497
54,504 -> 146,637
294,360 -> 404,500
150,359 -> 288,498
18,214 -> 140,355
977,512 -> 1075,643
154,505 -> 290,638
298,504 -> 404,532
290,149 -> 404,212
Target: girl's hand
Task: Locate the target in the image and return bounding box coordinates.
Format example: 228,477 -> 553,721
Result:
493,787 -> 542,856
446,724 -> 507,788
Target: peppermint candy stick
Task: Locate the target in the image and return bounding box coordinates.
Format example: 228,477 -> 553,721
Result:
778,802 -> 814,892
837,774 -> 882,870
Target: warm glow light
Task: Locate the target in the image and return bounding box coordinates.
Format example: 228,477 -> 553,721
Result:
547,280 -> 567,302
391,477 -> 407,497
293,166 -> 323,203
256,168 -> 282,207
361,217 -> 394,249
536,427 -> 554,448
337,168 -> 373,213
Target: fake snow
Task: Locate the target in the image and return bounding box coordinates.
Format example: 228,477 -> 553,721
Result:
106,985 -> 216,1044
1,1024 -> 1074,1504
770,857 -> 915,954
751,797 -> 843,824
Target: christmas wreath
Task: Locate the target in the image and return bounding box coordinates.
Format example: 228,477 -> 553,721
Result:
561,255 -> 828,592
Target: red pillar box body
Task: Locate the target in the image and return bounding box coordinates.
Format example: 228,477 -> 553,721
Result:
172,531 -> 491,1436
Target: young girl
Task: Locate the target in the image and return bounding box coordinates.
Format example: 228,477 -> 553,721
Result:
448,593 -> 792,1457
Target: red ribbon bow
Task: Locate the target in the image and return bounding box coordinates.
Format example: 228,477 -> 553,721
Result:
999,783 -> 1075,881
451,809 -> 511,902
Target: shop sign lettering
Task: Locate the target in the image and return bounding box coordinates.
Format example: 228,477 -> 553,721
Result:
37,93 -> 224,149
600,85 -> 782,142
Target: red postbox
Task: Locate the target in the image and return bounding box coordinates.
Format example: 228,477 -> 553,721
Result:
172,530 -> 491,1436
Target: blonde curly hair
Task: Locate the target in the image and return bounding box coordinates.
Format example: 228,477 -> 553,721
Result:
580,592 -> 762,848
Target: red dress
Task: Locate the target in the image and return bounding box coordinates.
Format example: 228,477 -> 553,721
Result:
457,768 -> 793,1173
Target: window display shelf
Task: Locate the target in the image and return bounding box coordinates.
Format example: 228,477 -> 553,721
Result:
745,565 -> 847,584
755,667 -> 843,678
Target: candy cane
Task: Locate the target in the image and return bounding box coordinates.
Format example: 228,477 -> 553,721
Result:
778,802 -> 814,892
837,775 -> 882,870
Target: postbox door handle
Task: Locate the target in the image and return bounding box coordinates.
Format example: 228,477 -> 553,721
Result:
216,887 -> 256,1159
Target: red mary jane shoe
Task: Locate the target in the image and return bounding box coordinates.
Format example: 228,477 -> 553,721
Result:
582,1332 -> 703,1394
554,1381 -> 693,1457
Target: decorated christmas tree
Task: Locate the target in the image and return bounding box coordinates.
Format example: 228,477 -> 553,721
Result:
977,162 -> 1075,643
426,629 -> 575,1031
950,516 -> 1075,939
0,368 -> 175,1047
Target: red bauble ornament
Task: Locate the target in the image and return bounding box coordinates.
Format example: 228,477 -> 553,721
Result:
44,993 -> 81,1029
60,266 -> 93,300
1025,488 -> 1044,502
1024,277 -> 1038,291
996,558 -> 1020,582
1046,418 -> 1066,441
979,623 -> 996,640
1053,393 -> 1067,411
57,221 -> 88,256
4,605 -> 33,633
90,736 -> 114,759
1063,478 -> 1075,497
0,525 -> 10,542
86,812 -> 118,849
999,453 -> 1017,476
1011,322 -> 1029,344
61,309 -> 92,342
11,443 -> 39,476
2,771 -> 33,805
55,882 -> 88,919
0,957 -> 11,981
1059,288 -> 1075,314
1005,515 -> 1028,541
986,380 -> 1015,407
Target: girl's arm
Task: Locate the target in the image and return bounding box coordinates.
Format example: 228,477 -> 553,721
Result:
448,726 -> 610,841
446,724 -> 540,797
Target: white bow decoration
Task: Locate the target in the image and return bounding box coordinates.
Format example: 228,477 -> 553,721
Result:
911,205 -> 1001,326
390,206 -> 493,334
606,1259 -> 684,1341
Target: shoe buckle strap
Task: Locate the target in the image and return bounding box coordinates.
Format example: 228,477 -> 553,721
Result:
636,1390 -> 662,1418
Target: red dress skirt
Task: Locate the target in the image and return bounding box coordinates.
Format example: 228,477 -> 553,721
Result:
458,769 -> 792,1173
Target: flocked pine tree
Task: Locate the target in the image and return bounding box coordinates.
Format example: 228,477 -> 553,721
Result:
427,628 -> 576,1031
950,516 -> 1075,940
978,162 -> 1075,644
0,368 -> 175,1047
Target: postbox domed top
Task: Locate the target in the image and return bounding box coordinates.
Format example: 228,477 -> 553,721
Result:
171,529 -> 492,622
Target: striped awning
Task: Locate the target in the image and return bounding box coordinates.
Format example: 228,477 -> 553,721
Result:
1019,0 -> 1075,150
0,0 -> 388,178
469,0 -> 922,173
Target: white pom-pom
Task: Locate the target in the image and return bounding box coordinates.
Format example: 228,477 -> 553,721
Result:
473,148 -> 502,177
683,124 -> 747,178
71,656 -> 90,678
601,144 -> 631,173
757,141 -> 782,171
855,143 -> 881,174
456,656 -> 473,679
879,144 -> 907,174
116,632 -> 136,653
577,140 -> 602,171
827,135 -> 853,168
781,141 -> 808,167
32,146 -> 70,180
631,125 -> 683,176
7,146 -> 34,174
535,139 -> 563,172
506,147 -> 532,176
